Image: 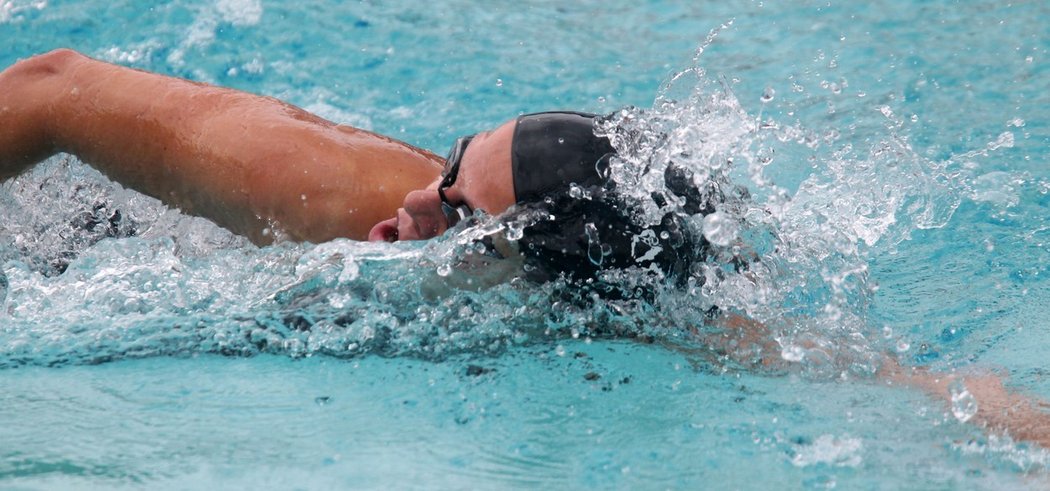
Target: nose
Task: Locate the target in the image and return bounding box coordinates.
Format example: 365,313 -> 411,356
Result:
399,189 -> 446,240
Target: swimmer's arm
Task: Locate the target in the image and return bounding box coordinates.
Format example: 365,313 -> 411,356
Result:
0,49 -> 443,244
881,357 -> 1050,447
700,314 -> 1050,446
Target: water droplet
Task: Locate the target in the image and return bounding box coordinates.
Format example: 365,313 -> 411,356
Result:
1010,118 -> 1025,127
781,345 -> 805,362
568,183 -> 589,199
701,211 -> 738,247
895,339 -> 910,352
555,344 -> 566,357
597,96 -> 607,103
760,87 -> 775,103
506,221 -> 525,241
314,396 -> 331,406
949,380 -> 978,423
584,222 -> 606,266
557,137 -> 565,144
495,78 -> 503,87
436,263 -> 452,277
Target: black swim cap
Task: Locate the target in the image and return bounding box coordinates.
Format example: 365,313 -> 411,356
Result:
506,111 -> 710,290
511,111 -> 615,203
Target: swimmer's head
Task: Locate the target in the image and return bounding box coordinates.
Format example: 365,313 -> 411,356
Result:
370,111 -> 708,282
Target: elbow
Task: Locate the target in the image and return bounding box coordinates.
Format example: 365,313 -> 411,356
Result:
6,48 -> 87,79
0,48 -> 87,91
0,49 -> 88,177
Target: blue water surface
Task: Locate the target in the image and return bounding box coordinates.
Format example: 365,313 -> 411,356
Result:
1,0 -> 1048,489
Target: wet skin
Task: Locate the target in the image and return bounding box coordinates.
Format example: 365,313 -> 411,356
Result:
0,49 -> 447,244
367,120 -> 517,242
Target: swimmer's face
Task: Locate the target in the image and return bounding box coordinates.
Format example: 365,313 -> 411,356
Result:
367,119 -> 517,242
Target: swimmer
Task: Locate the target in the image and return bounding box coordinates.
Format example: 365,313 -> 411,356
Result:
3,50 -> 1050,447
0,49 -> 697,282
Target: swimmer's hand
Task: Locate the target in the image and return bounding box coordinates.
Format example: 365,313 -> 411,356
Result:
881,357 -> 1050,448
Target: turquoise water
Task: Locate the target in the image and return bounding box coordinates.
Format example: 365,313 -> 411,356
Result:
1,0 -> 1048,488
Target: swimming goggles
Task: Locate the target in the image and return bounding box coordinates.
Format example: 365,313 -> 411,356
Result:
438,134 -> 475,228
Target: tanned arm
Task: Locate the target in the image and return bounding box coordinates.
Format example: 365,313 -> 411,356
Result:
702,313 -> 1050,446
0,49 -> 444,244
882,357 -> 1050,447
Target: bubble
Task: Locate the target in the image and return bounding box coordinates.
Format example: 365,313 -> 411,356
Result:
436,263 -> 452,277
701,211 -> 738,247
495,78 -> 503,87
584,222 -> 609,266
760,86 -> 775,103
568,183 -> 590,199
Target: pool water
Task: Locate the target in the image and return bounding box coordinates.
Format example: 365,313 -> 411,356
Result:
1,0 -> 1048,488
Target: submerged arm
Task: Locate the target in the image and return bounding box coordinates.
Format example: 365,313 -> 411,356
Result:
882,357 -> 1050,447
700,314 -> 1050,446
0,49 -> 443,243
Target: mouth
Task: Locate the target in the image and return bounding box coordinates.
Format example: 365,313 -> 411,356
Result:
367,217 -> 399,242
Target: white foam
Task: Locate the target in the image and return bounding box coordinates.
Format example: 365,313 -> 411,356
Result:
791,434 -> 863,468
215,0 -> 263,26
0,0 -> 46,24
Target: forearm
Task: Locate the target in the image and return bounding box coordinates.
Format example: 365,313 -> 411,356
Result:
881,358 -> 1050,447
0,51 -> 68,178
0,50 -> 442,243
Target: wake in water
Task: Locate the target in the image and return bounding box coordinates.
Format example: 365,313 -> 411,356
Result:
0,29 -> 1020,374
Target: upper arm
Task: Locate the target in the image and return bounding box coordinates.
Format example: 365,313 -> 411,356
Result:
34,53 -> 442,243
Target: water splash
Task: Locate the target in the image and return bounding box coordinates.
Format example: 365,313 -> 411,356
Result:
949,379 -> 979,423
790,433 -> 864,468
0,0 -> 46,24
0,36 -> 1016,374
